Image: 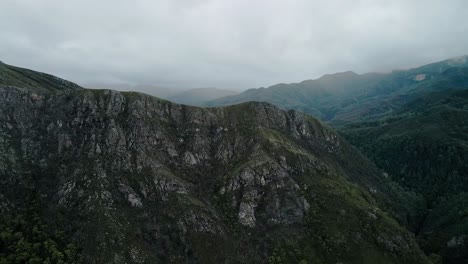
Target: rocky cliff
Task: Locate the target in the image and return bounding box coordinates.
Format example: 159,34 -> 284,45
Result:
0,63 -> 429,263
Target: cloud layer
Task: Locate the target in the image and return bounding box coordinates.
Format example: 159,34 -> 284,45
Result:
1,0 -> 468,90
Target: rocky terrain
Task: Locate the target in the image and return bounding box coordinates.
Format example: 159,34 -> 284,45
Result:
0,62 -> 429,263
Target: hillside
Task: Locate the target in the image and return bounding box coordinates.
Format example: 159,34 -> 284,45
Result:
0,61 -> 82,92
0,64 -> 428,263
207,56 -> 468,124
341,89 -> 468,263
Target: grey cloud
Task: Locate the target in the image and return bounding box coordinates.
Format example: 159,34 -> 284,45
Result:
1,0 -> 467,91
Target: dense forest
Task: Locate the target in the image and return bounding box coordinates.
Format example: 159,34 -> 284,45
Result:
341,89 -> 468,263
0,196 -> 80,263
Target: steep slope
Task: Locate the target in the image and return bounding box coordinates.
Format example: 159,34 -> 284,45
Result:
0,61 -> 82,92
341,89 -> 468,263
0,73 -> 428,263
168,88 -> 238,106
207,56 -> 468,124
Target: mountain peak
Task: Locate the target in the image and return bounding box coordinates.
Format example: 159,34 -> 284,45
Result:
318,71 -> 358,80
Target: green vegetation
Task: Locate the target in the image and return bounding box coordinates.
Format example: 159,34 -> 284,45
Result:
0,62 -> 82,92
206,55 -> 468,263
0,198 -> 80,264
340,89 -> 468,263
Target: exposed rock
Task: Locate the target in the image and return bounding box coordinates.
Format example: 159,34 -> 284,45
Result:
0,80 -> 430,263
447,235 -> 466,248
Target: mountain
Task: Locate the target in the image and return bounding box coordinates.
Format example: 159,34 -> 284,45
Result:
0,61 -> 82,92
168,87 -> 238,106
340,88 -> 468,263
206,56 -> 468,125
0,62 -> 429,263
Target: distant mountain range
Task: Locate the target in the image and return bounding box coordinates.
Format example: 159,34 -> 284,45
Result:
86,84 -> 239,106
167,87 -> 238,105
206,55 -> 468,125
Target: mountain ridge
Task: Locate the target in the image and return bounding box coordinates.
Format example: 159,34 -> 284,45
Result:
206,55 -> 468,124
0,64 -> 429,263
0,61 -> 82,92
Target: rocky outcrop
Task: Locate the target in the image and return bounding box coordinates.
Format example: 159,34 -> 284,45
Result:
0,81 -> 430,263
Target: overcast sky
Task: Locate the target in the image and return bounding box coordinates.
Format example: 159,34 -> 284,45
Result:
1,0 -> 468,91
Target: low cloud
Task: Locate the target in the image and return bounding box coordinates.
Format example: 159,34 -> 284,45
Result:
1,0 -> 467,90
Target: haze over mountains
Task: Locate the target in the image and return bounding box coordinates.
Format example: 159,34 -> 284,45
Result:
3,1 -> 468,90
167,88 -> 238,106
206,55 -> 468,125
85,83 -> 239,106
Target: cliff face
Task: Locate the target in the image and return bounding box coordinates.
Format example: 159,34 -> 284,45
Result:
0,68 -> 428,263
